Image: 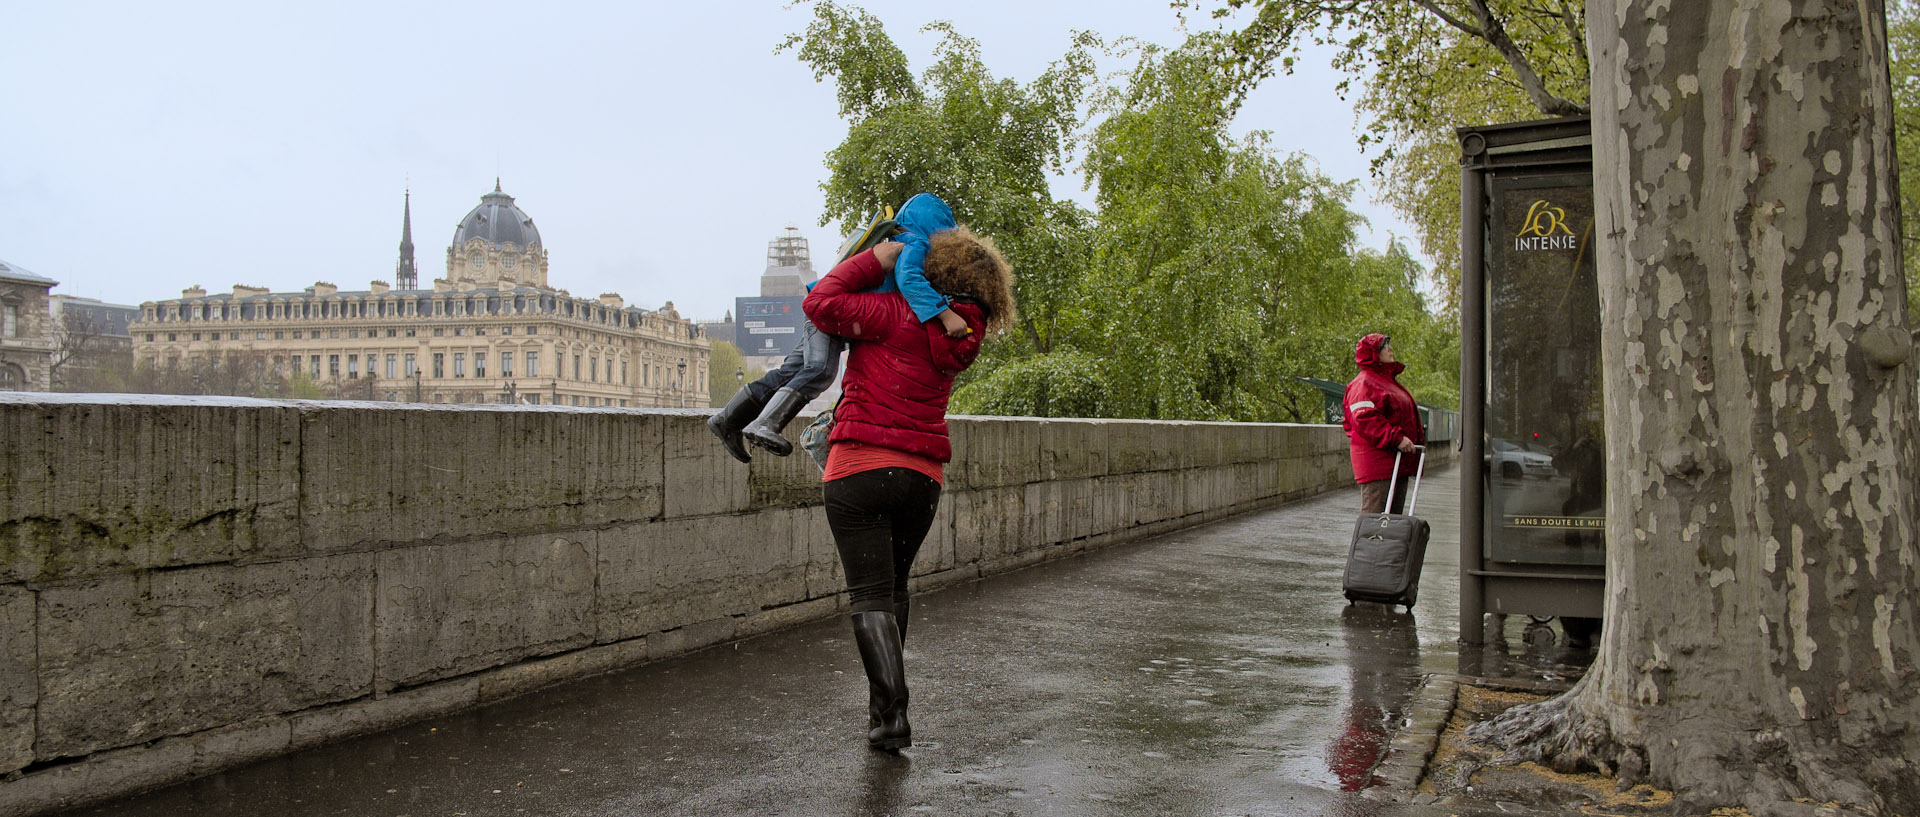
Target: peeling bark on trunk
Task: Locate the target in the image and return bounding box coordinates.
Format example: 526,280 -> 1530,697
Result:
1473,2 -> 1920,814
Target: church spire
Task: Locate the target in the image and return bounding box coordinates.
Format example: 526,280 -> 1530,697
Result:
395,187 -> 418,290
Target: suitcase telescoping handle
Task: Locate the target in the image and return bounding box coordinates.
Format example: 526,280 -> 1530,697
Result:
1383,445 -> 1427,515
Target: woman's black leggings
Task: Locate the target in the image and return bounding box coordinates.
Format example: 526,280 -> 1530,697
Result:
823,467 -> 942,614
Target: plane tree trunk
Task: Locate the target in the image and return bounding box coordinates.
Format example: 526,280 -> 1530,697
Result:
1470,2 -> 1920,814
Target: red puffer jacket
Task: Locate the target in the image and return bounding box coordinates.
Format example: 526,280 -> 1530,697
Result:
803,247 -> 985,461
1343,333 -> 1425,483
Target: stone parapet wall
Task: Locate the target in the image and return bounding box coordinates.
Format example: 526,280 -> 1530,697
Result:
0,394 -> 1366,815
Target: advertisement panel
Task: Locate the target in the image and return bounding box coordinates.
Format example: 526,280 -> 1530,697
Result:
734,296 -> 806,358
1484,173 -> 1605,566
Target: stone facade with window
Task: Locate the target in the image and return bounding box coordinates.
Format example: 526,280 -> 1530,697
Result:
128,185 -> 711,406
0,258 -> 58,391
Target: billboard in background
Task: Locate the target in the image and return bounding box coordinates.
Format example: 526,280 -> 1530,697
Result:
734,296 -> 806,358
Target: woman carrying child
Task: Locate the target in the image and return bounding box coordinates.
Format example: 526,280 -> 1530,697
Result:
707,193 -> 971,462
802,223 -> 1014,752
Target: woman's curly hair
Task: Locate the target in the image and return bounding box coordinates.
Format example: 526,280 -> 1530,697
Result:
922,225 -> 1016,334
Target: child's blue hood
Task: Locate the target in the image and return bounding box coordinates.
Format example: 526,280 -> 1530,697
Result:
896,193 -> 956,238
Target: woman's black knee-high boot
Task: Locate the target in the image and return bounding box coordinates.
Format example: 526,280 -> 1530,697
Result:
851,611 -> 911,752
869,602 -> 911,730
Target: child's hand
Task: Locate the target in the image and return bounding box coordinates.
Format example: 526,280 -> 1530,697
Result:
936,308 -> 970,338
873,240 -> 902,270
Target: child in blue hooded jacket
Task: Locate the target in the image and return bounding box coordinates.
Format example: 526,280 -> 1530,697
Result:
709,193 -> 971,461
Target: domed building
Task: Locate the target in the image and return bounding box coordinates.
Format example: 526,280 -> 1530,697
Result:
447,181 -> 550,289
128,183 -> 711,407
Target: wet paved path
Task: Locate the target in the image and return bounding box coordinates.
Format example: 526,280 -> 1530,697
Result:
65,467 -> 1492,817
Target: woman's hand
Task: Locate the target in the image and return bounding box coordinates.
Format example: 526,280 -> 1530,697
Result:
872,240 -> 902,271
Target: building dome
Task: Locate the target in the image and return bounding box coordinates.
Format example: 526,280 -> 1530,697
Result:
451,181 -> 542,251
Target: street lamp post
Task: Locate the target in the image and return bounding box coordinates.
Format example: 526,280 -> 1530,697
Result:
505,381 -> 517,405
676,360 -> 686,408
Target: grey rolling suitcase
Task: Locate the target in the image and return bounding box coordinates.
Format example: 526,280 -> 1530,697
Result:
1342,448 -> 1430,609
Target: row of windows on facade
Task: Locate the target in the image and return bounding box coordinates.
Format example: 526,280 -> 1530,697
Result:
143,326 -> 688,377
143,323 -> 669,348
388,391 -> 631,408
145,295 -> 691,335
148,324 -> 544,342
155,351 -> 707,391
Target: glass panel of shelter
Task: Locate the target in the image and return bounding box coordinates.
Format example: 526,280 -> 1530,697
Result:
1484,172 -> 1606,566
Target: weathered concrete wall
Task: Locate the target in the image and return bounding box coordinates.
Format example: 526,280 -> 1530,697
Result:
0,394 -> 1366,815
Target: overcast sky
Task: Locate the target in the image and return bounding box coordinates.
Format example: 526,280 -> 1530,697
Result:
1,0 -> 1414,322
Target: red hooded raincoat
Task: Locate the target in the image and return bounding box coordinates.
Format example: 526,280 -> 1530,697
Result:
1342,333 -> 1425,483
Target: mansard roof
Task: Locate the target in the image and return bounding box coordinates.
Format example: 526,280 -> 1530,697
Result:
184,285 -> 551,300
143,284 -> 681,320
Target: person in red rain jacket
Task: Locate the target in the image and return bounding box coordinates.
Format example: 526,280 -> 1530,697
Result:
801,225 -> 1016,754
1343,333 -> 1426,514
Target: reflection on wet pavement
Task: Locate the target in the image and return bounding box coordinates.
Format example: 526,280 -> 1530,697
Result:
1331,604 -> 1420,790
1459,613 -> 1599,689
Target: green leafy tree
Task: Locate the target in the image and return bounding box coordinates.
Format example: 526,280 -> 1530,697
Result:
704,340 -> 758,407
1077,38 -> 1449,421
781,2 -> 1101,359
1336,240 -> 1458,410
951,349 -> 1107,417
1196,1 -> 1590,307
1207,1 -> 1588,116
1205,0 -> 1920,325
278,368 -> 328,400
787,3 -> 1456,421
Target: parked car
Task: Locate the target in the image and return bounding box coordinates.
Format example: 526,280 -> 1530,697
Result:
1489,438 -> 1556,479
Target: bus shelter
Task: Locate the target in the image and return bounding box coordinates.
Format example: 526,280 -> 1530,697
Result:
1458,116 -> 1606,644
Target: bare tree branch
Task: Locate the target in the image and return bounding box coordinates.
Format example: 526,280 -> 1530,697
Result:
49,310 -> 113,391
